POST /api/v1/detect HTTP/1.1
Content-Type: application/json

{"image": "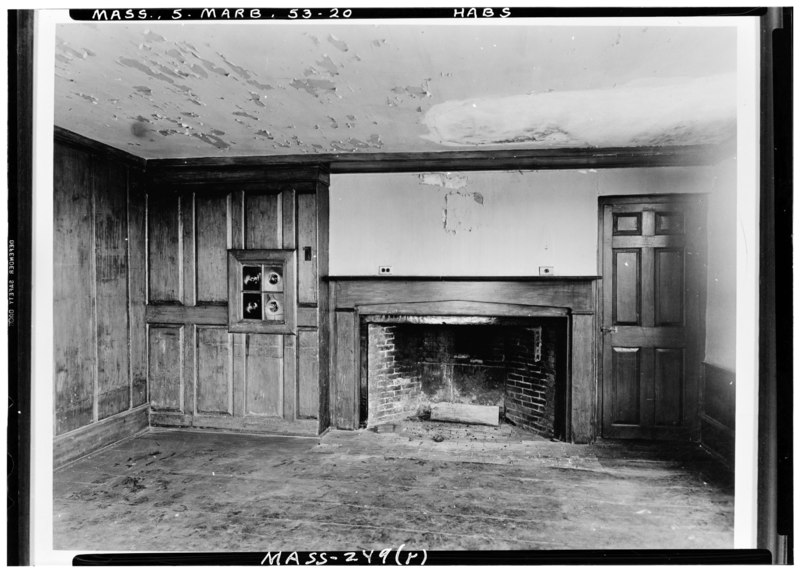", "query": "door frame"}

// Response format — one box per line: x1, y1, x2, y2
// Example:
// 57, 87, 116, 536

596, 193, 708, 440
